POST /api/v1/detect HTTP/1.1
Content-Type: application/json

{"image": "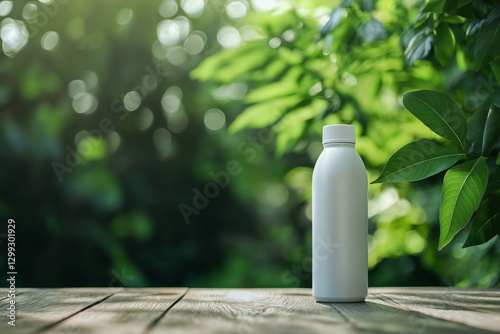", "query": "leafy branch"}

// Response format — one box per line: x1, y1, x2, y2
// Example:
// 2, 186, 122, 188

374, 0, 500, 249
